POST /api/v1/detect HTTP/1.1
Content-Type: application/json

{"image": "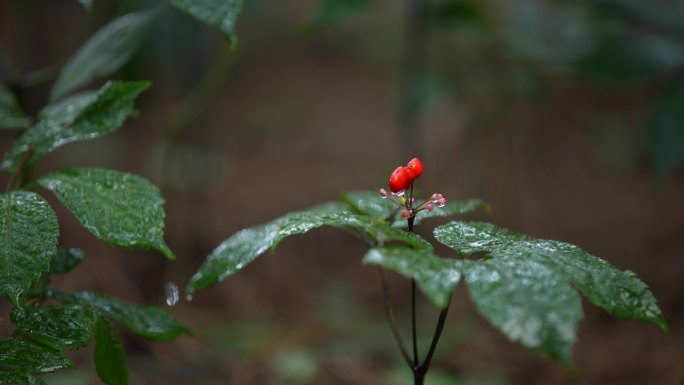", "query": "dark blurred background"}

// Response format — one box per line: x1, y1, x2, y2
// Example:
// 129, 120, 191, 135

1, 0, 683, 384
